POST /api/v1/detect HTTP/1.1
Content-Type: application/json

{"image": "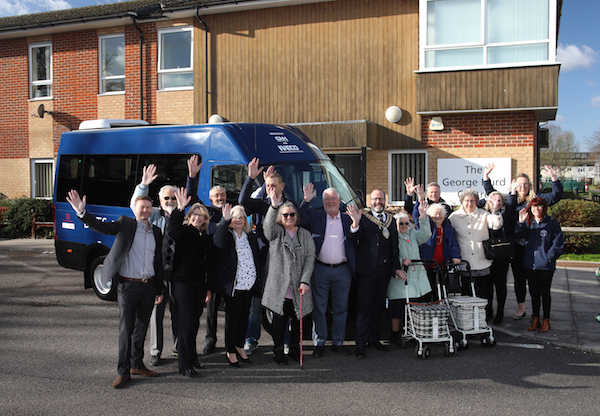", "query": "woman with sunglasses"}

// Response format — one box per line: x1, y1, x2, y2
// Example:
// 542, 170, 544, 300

213, 203, 261, 367
261, 191, 315, 365
170, 188, 212, 377
387, 203, 432, 346
516, 197, 564, 333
